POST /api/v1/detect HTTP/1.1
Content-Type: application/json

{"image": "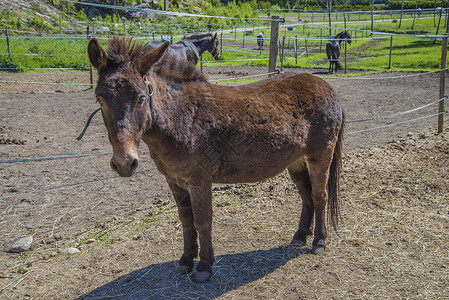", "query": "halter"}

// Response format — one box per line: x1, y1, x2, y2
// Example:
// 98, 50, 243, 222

211, 49, 220, 60
143, 75, 154, 101
76, 76, 155, 141
210, 38, 220, 60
